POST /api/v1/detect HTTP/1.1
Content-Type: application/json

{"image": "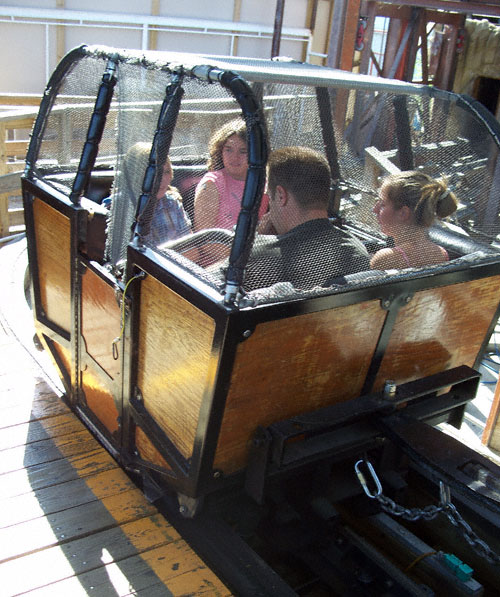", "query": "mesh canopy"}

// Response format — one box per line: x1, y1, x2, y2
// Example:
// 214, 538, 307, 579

28, 46, 500, 306
105, 62, 174, 264
33, 54, 118, 194
158, 79, 500, 301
